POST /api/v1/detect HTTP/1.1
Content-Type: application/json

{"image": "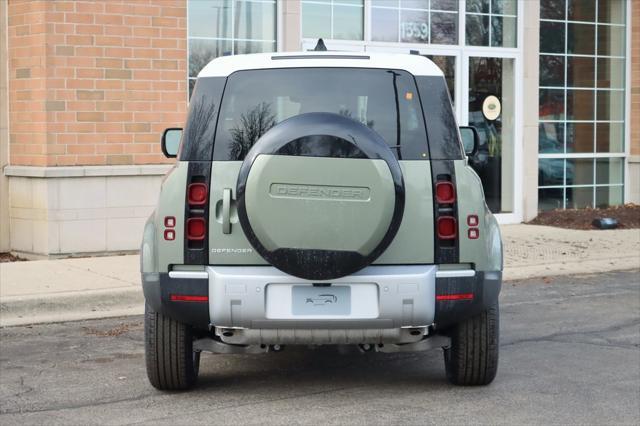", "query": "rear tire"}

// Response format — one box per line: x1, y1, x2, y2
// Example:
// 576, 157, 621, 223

443, 302, 499, 386
145, 304, 200, 390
